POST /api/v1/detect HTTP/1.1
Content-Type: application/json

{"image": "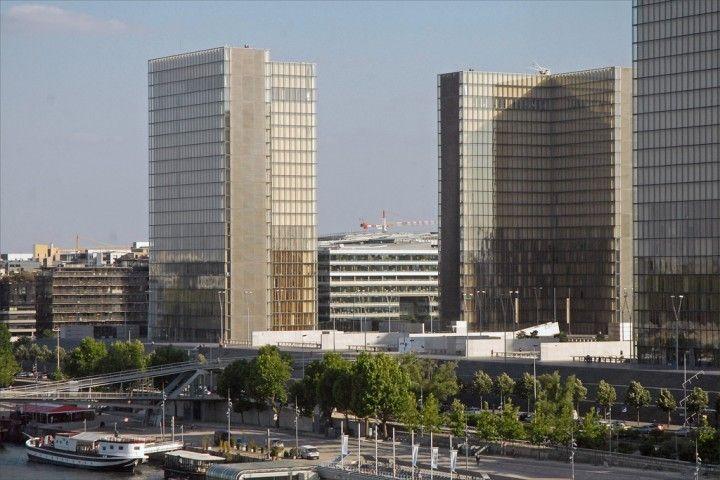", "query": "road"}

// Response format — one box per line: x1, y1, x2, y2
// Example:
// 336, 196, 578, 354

144, 422, 688, 480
